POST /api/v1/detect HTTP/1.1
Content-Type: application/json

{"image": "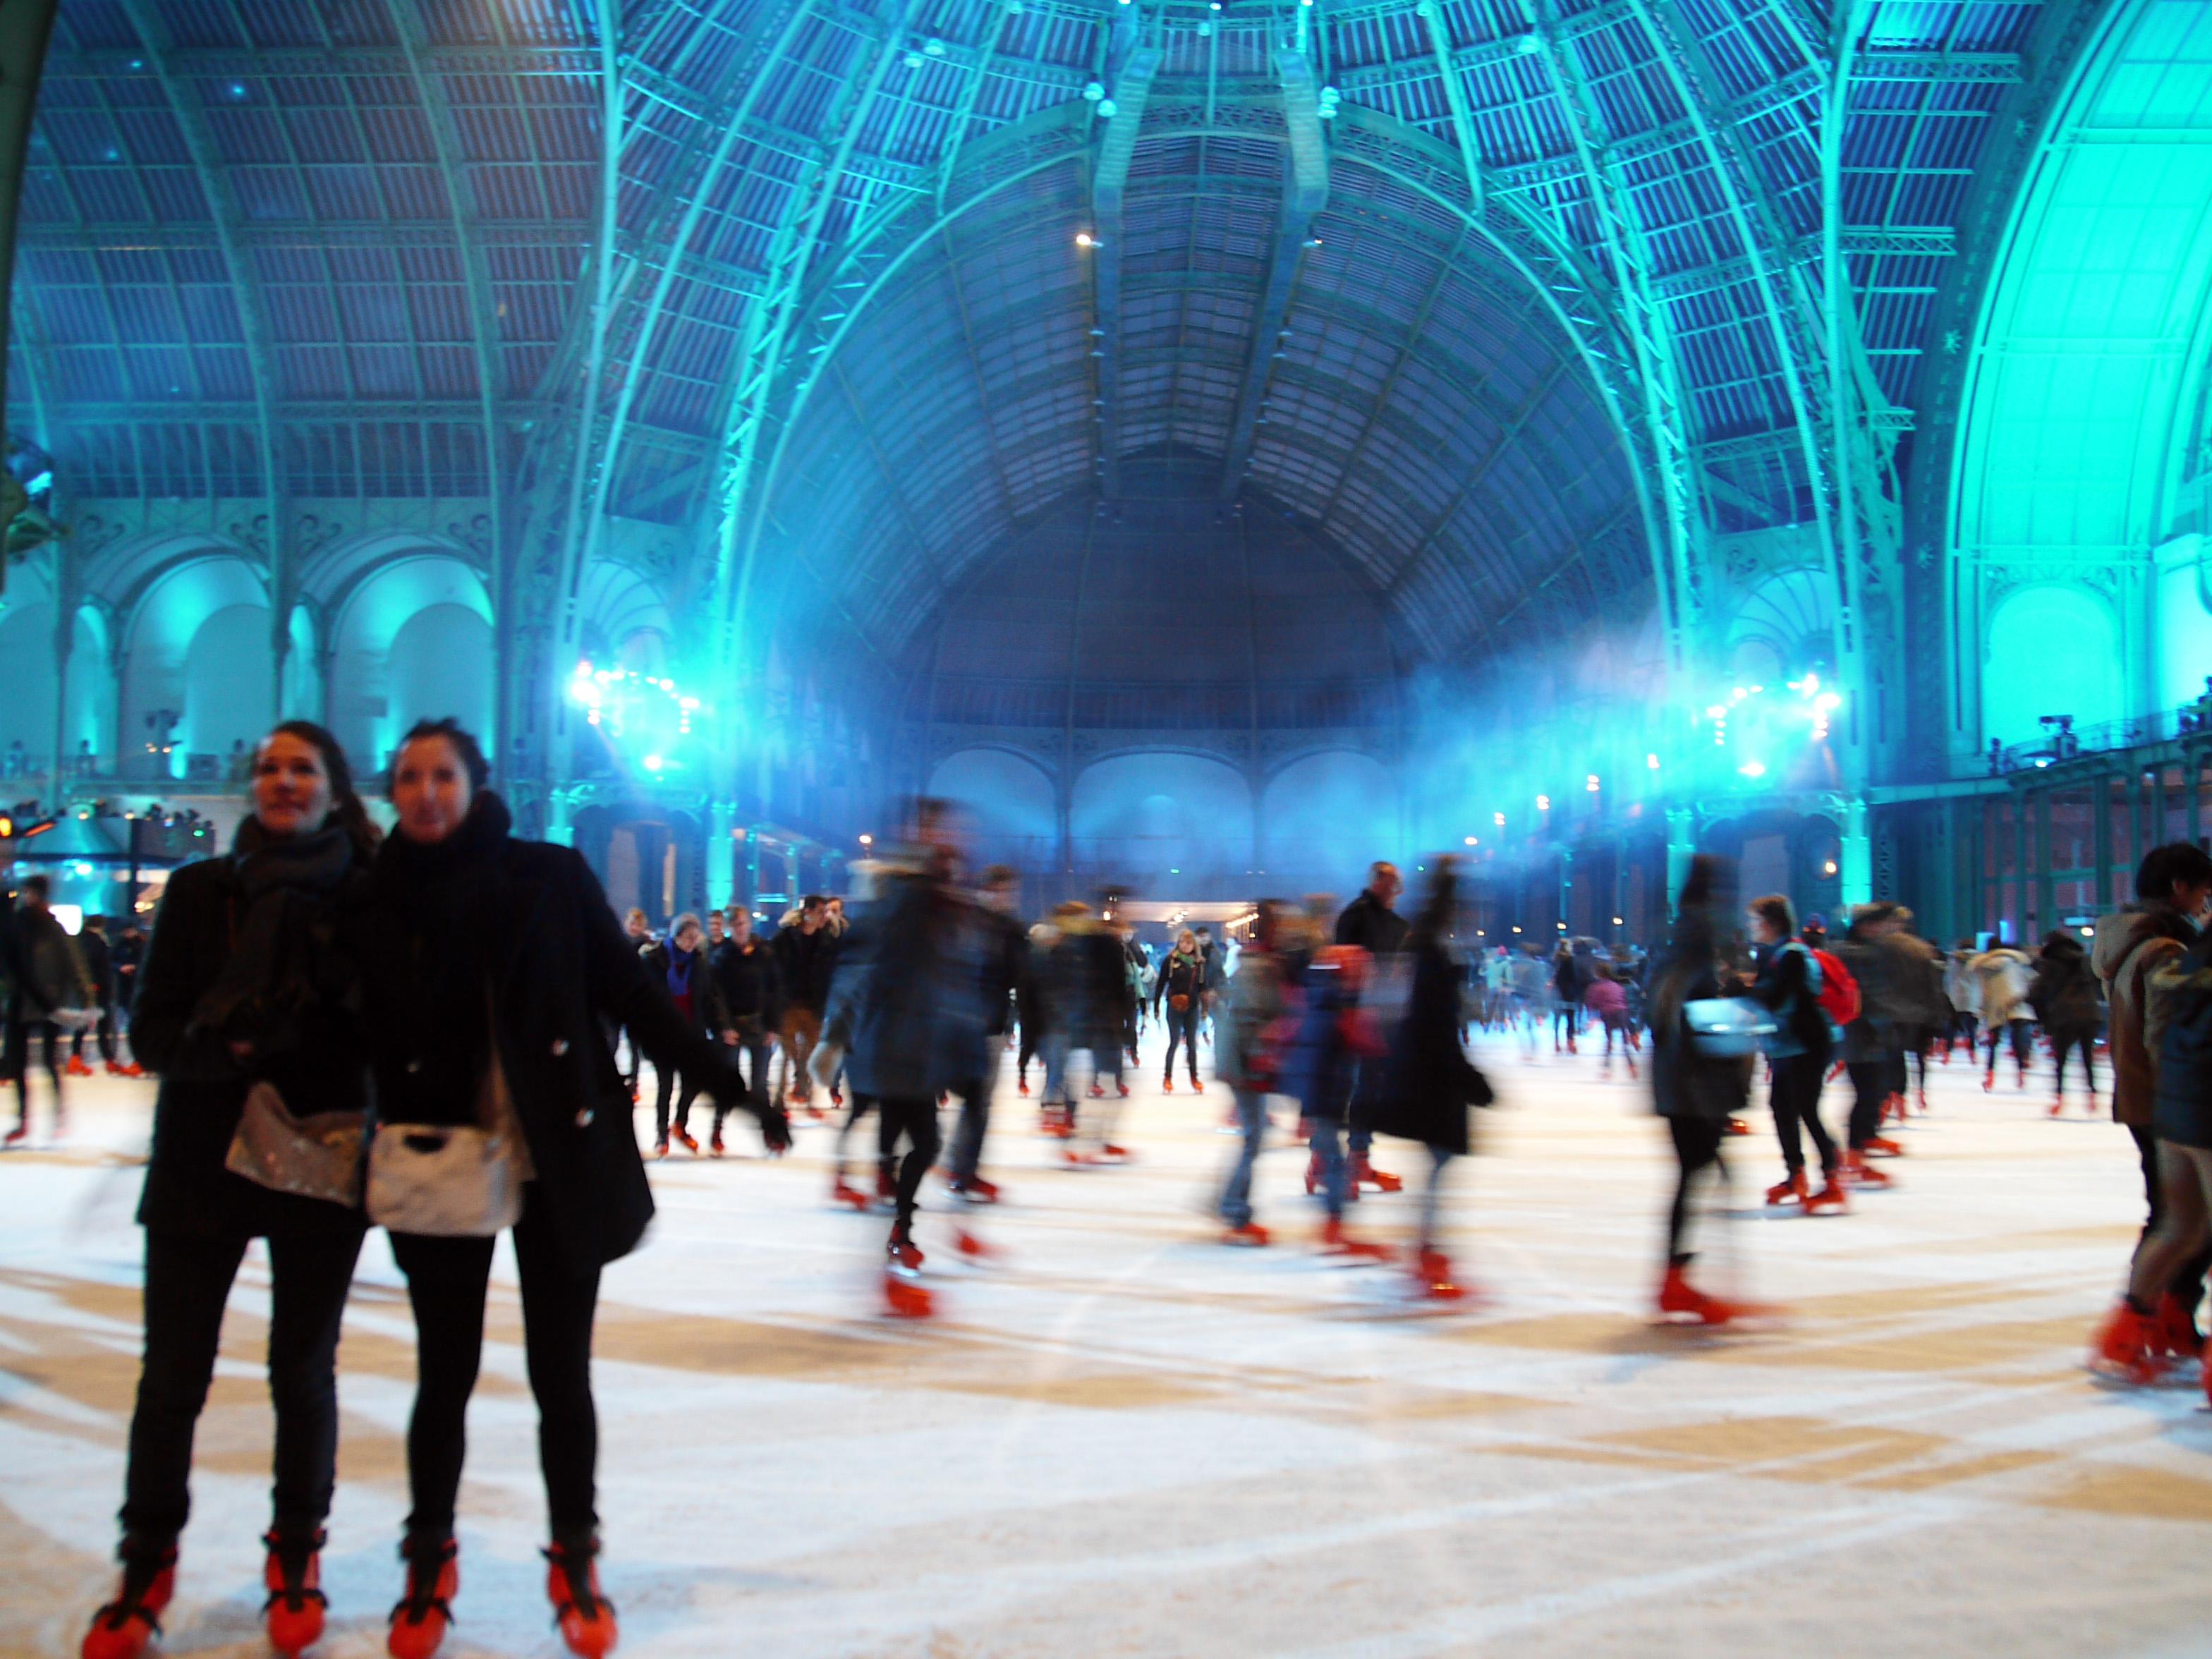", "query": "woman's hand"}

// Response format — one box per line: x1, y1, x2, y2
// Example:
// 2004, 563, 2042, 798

229, 1039, 255, 1061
